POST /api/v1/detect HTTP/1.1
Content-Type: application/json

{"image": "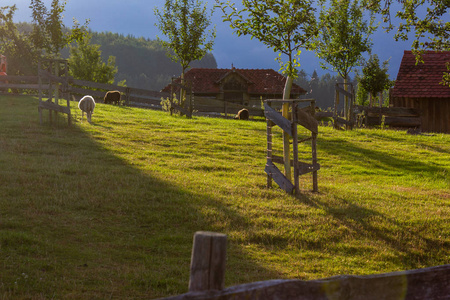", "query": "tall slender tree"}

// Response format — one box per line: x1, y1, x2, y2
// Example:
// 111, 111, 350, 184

218, 0, 319, 180
29, 0, 88, 58
154, 0, 216, 108
313, 0, 376, 120
358, 54, 392, 107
